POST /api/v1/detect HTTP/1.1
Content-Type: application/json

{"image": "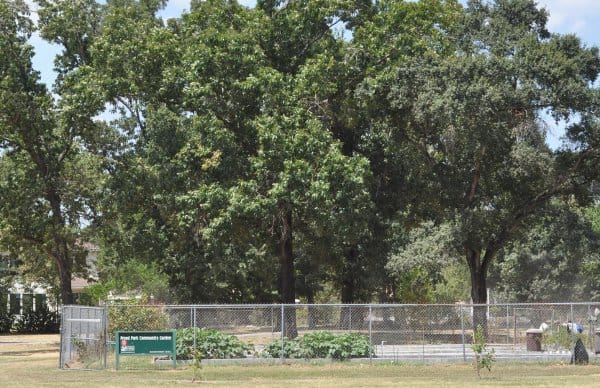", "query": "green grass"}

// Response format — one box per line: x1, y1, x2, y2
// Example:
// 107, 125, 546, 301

3, 335, 600, 387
